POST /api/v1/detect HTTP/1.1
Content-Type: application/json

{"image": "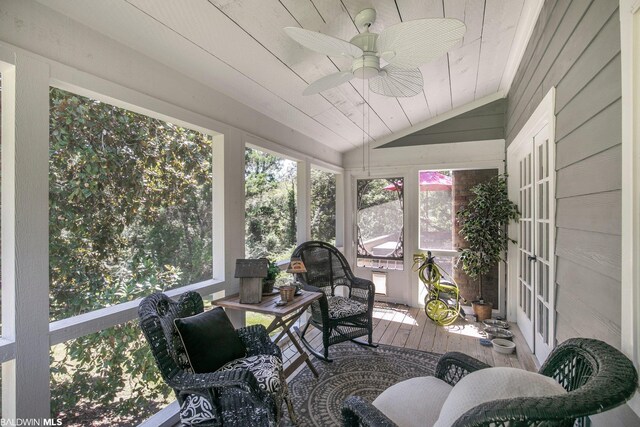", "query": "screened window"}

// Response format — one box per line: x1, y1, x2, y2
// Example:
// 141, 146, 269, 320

310, 168, 336, 244
244, 147, 297, 261
51, 319, 172, 424
49, 87, 213, 321
356, 177, 403, 270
